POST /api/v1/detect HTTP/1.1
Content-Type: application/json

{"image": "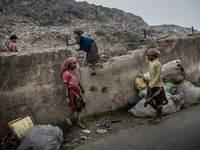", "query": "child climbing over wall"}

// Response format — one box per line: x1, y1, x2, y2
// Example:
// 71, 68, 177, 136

144, 48, 168, 123
61, 57, 86, 129
66, 29, 101, 75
